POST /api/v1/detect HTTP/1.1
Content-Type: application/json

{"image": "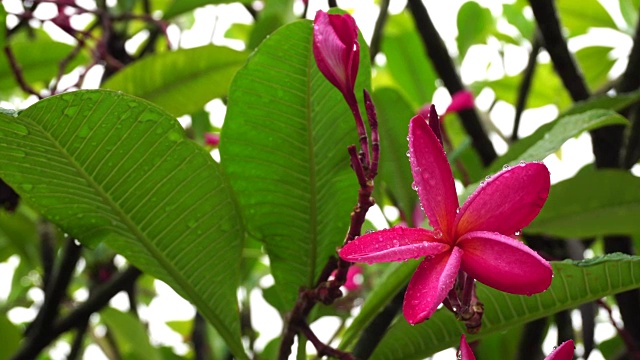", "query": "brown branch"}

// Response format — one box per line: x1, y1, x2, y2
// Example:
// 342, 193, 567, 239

3, 44, 41, 98
528, 0, 589, 102
406, 0, 497, 166
11, 266, 142, 360
512, 33, 542, 142
369, 0, 390, 63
